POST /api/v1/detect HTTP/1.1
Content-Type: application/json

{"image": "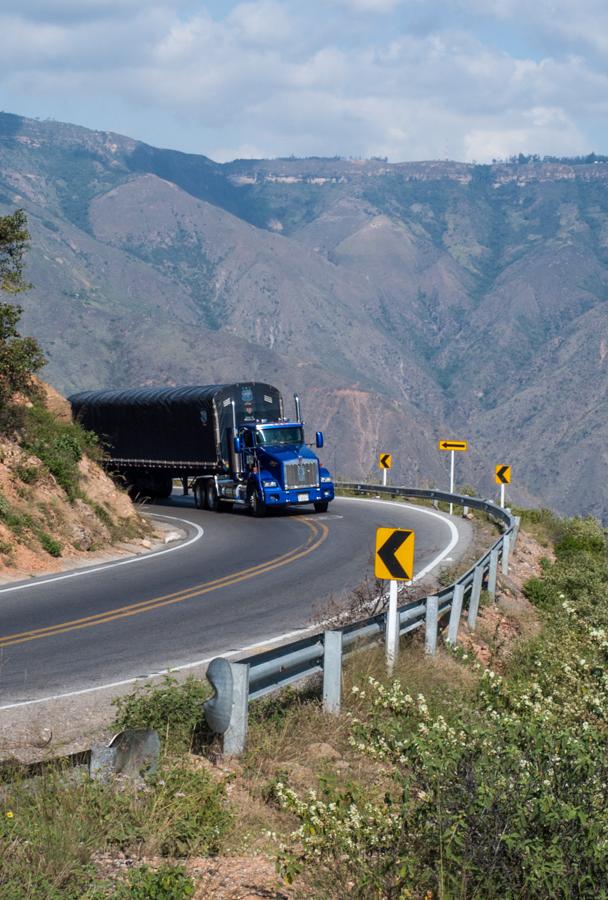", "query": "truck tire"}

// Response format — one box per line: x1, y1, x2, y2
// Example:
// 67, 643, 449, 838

314, 500, 329, 513
153, 476, 173, 499
206, 483, 225, 512
126, 474, 172, 501
249, 488, 266, 518
194, 482, 206, 510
